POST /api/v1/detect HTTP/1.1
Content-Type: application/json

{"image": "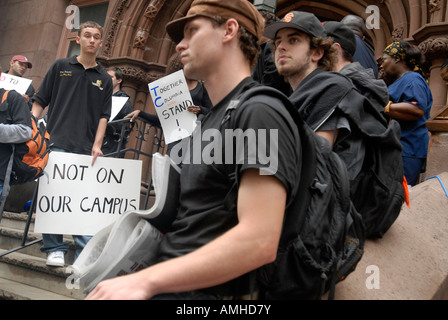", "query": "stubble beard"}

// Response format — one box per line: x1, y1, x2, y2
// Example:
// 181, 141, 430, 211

278, 59, 311, 87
